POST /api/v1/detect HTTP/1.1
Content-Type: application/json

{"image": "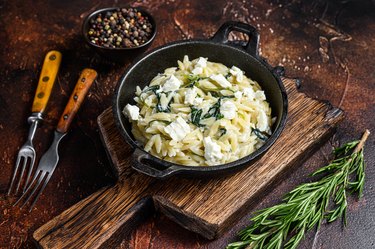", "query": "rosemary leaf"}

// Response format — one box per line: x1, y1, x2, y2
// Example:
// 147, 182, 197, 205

227, 130, 370, 249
